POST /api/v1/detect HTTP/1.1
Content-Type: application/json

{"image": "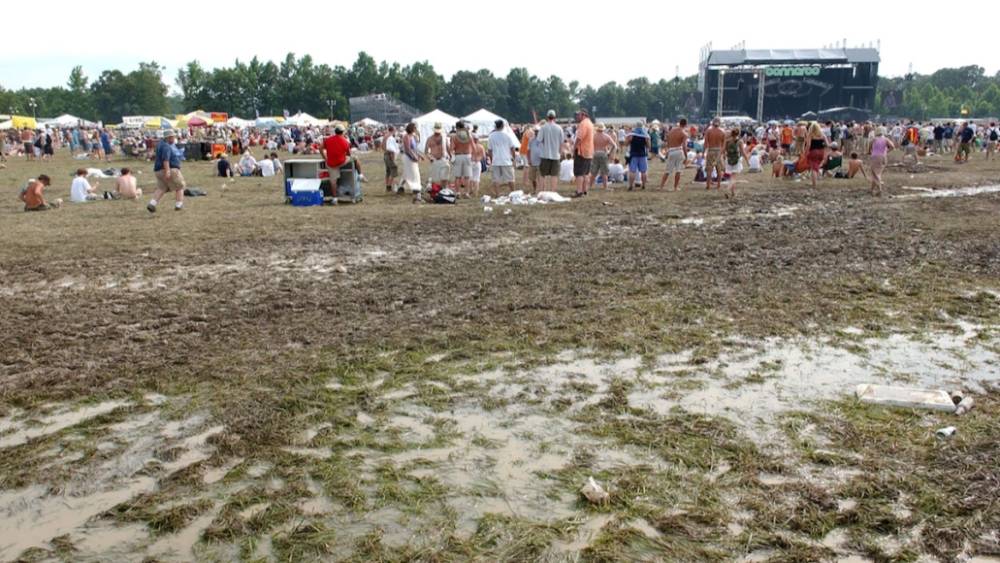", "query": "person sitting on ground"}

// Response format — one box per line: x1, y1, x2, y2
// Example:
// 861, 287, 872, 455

270, 152, 283, 174
847, 153, 867, 179
114, 168, 142, 200
70, 168, 100, 202
772, 152, 785, 178
238, 151, 258, 176
217, 153, 234, 178
559, 153, 575, 183
747, 148, 763, 173
823, 143, 843, 177
608, 158, 626, 183
259, 154, 275, 177
20, 175, 60, 211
